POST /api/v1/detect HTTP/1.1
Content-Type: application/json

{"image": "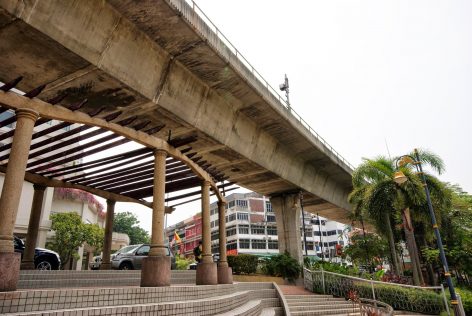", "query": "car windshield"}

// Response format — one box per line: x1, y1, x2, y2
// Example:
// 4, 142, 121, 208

117, 245, 139, 254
